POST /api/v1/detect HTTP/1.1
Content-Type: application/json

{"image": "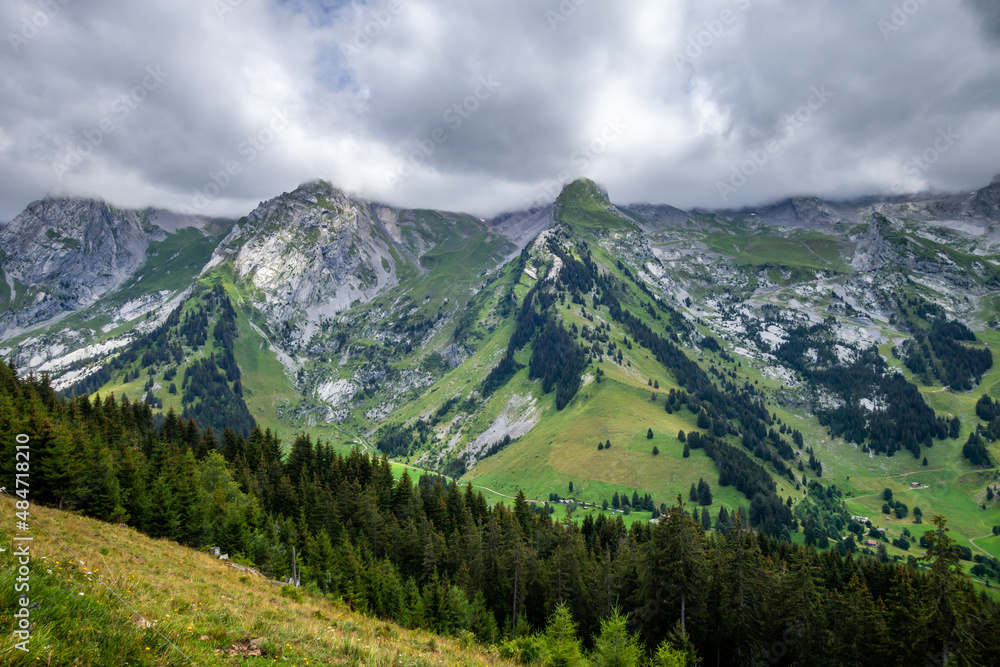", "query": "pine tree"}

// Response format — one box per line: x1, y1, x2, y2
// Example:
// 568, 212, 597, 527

641, 496, 706, 642
650, 639, 688, 667
117, 445, 148, 528
146, 474, 179, 539
697, 479, 713, 506
647, 428, 654, 439
921, 516, 980, 665
514, 490, 534, 538
590, 606, 642, 667
542, 604, 584, 667
174, 449, 205, 546
35, 420, 79, 510
716, 506, 731, 534
80, 444, 126, 523
682, 443, 690, 458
